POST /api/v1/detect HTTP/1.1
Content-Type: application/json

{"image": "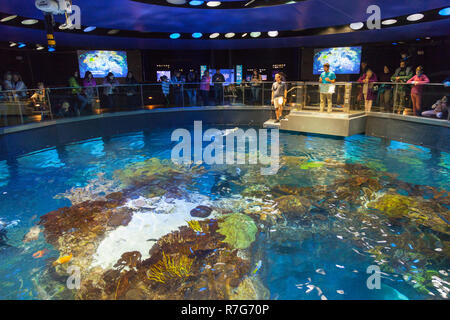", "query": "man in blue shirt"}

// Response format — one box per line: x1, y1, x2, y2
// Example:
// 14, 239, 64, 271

318, 63, 336, 113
